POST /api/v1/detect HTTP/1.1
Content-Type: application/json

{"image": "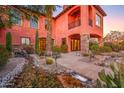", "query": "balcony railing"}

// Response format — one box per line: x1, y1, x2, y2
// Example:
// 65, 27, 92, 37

89, 19, 93, 27
68, 19, 81, 29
